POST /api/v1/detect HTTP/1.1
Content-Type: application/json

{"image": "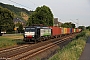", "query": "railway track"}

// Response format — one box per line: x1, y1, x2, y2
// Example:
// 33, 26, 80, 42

0, 33, 78, 60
